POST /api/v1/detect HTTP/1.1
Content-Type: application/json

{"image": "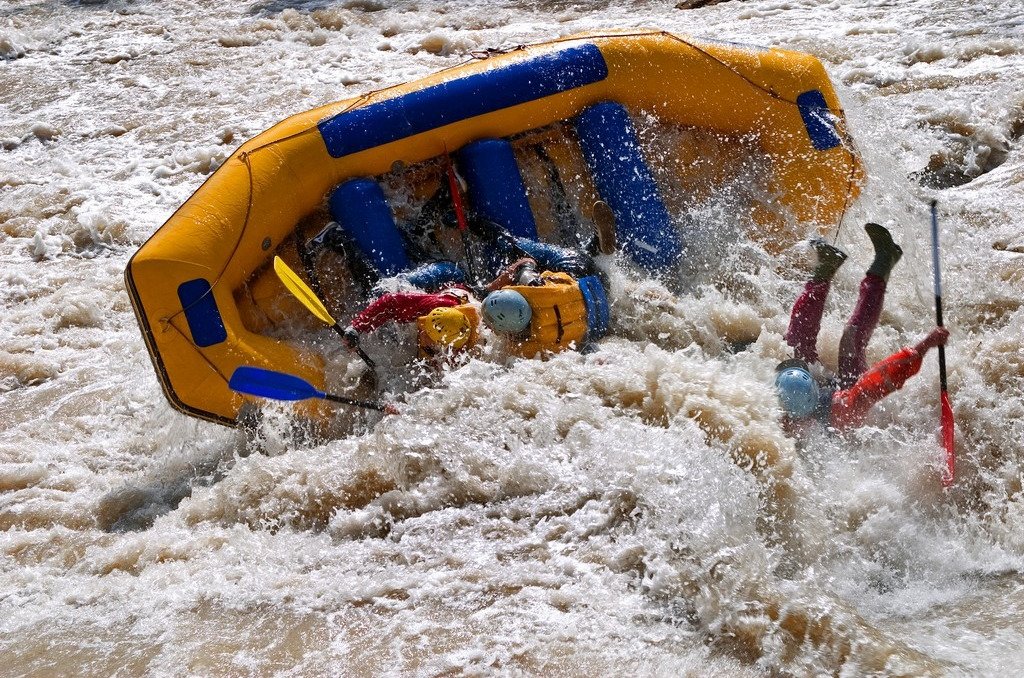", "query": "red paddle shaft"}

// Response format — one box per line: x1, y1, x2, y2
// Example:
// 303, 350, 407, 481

443, 150, 476, 281
445, 154, 469, 233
